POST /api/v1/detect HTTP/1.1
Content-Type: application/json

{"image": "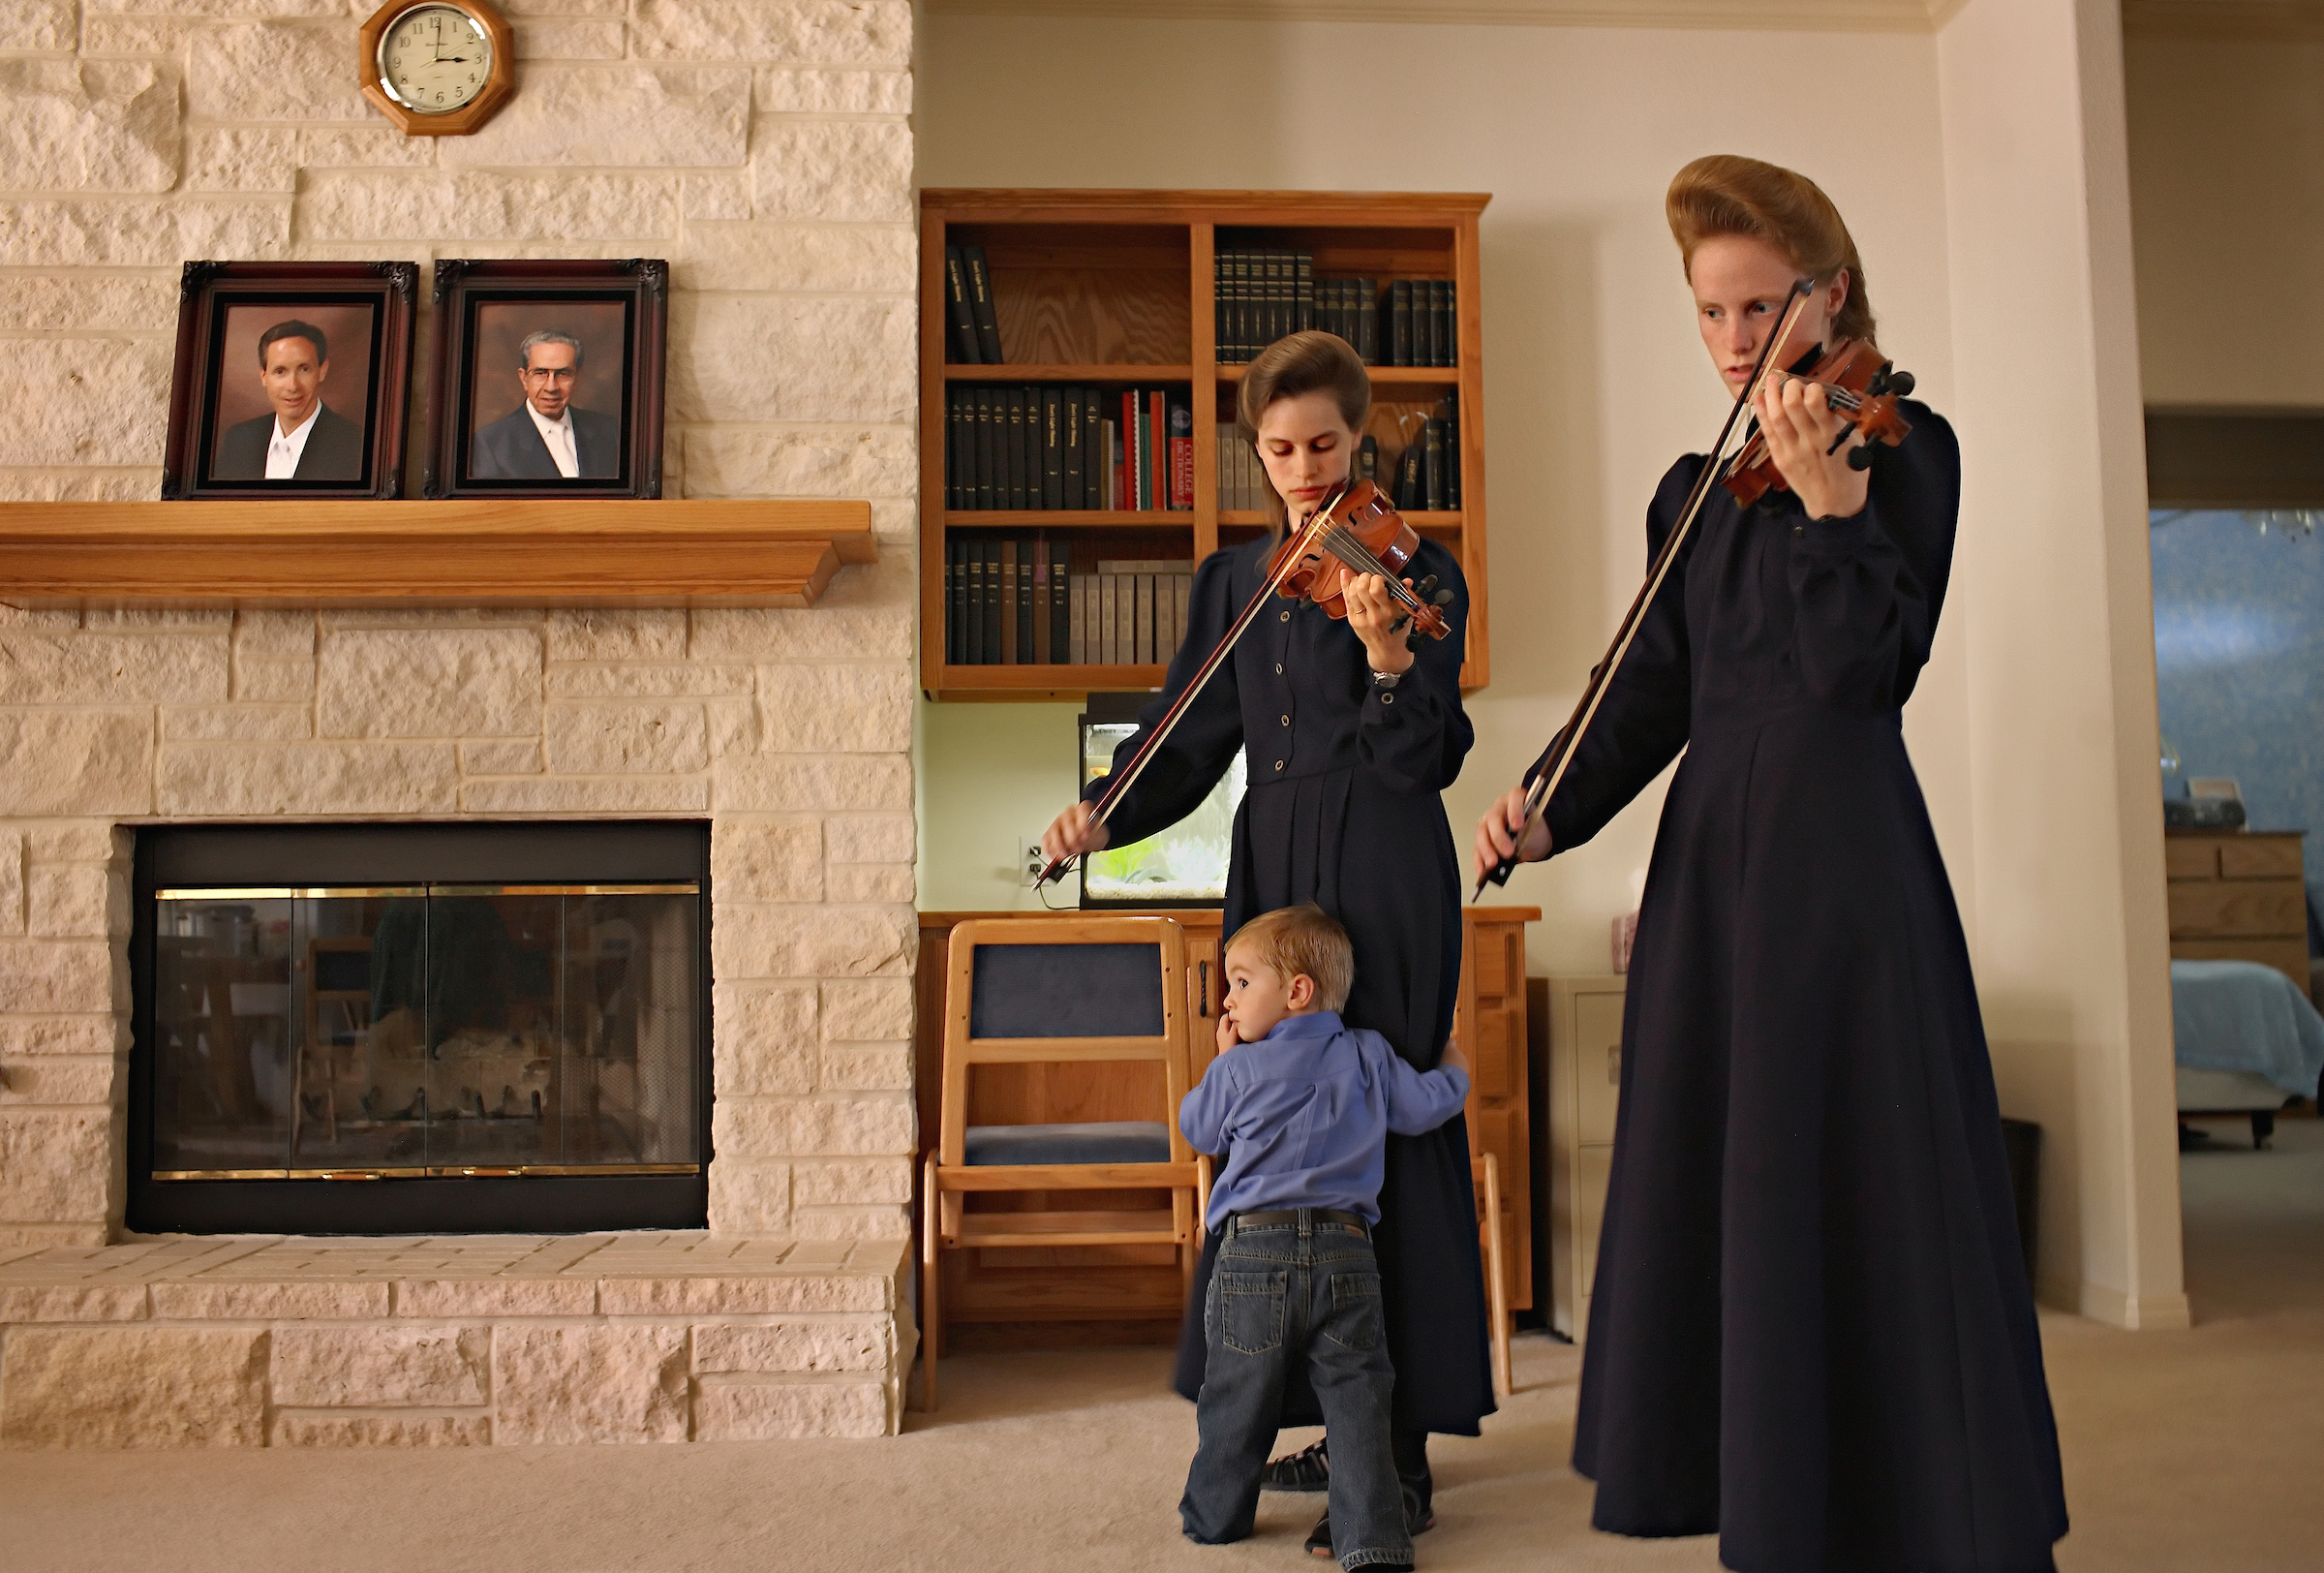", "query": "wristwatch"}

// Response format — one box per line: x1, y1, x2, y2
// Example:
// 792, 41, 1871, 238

1370, 669, 1402, 690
